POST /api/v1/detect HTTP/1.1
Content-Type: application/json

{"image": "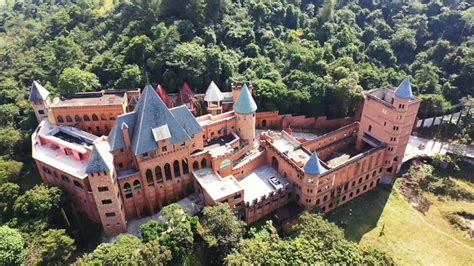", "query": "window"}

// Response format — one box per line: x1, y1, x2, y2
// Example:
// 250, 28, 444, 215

66, 116, 73, 123
105, 212, 116, 217
365, 174, 369, 180
102, 199, 112, 204
124, 183, 133, 198
75, 115, 82, 122
384, 121, 387, 126
182, 159, 189, 175
358, 178, 362, 184
83, 115, 90, 121
133, 180, 141, 191
234, 194, 241, 200
342, 196, 346, 201
155, 166, 163, 183
164, 163, 172, 180
350, 192, 353, 197
73, 181, 83, 189
57, 116, 64, 123
92, 114, 99, 121
323, 195, 328, 202
61, 175, 70, 183
316, 199, 320, 205
201, 158, 207, 168
98, 186, 109, 192
38, 110, 45, 115
193, 161, 199, 170
42, 166, 51, 174
162, 146, 167, 152
100, 114, 107, 121
173, 160, 181, 177
146, 169, 154, 186
368, 125, 372, 132
363, 185, 367, 191
118, 162, 123, 168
